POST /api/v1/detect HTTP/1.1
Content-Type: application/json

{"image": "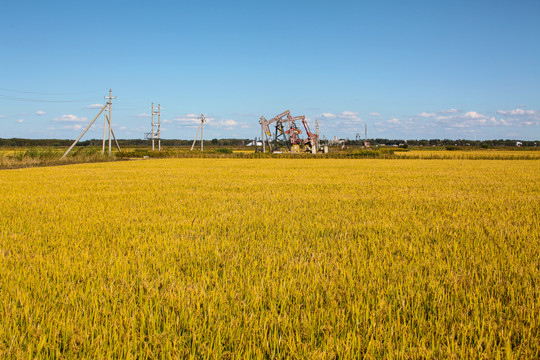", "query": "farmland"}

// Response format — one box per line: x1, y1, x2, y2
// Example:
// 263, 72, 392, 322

1, 145, 539, 170
0, 158, 539, 358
